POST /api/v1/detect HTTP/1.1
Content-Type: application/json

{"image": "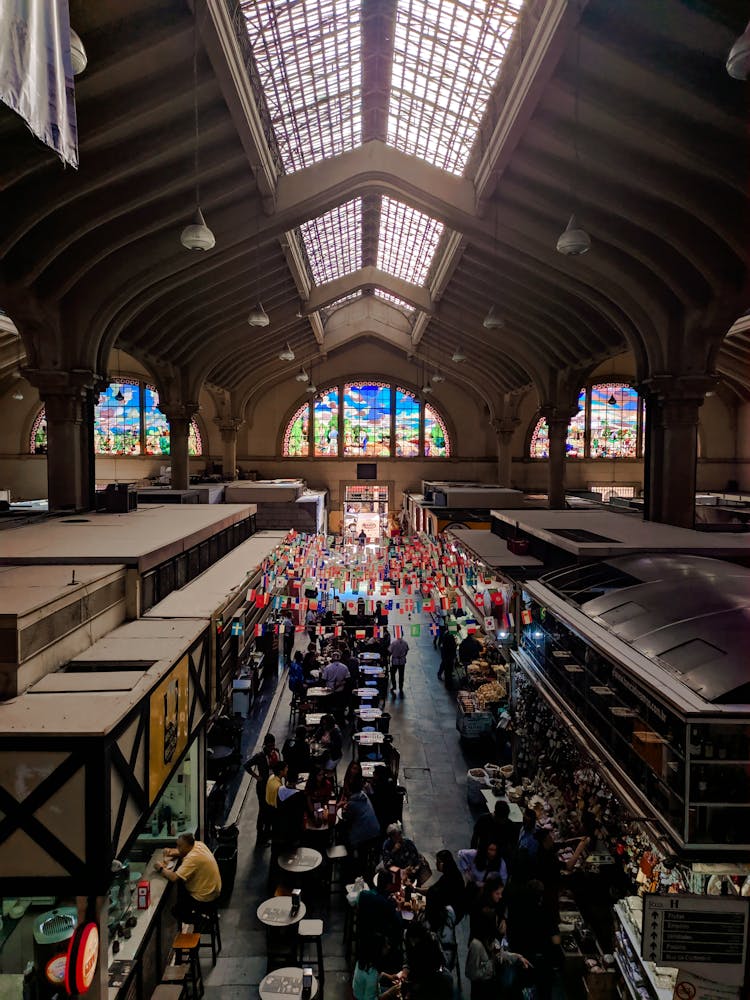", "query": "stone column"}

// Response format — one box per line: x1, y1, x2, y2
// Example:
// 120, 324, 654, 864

491, 418, 519, 485
216, 418, 243, 481
642, 376, 713, 528
161, 403, 199, 491
25, 369, 99, 511
546, 416, 569, 510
